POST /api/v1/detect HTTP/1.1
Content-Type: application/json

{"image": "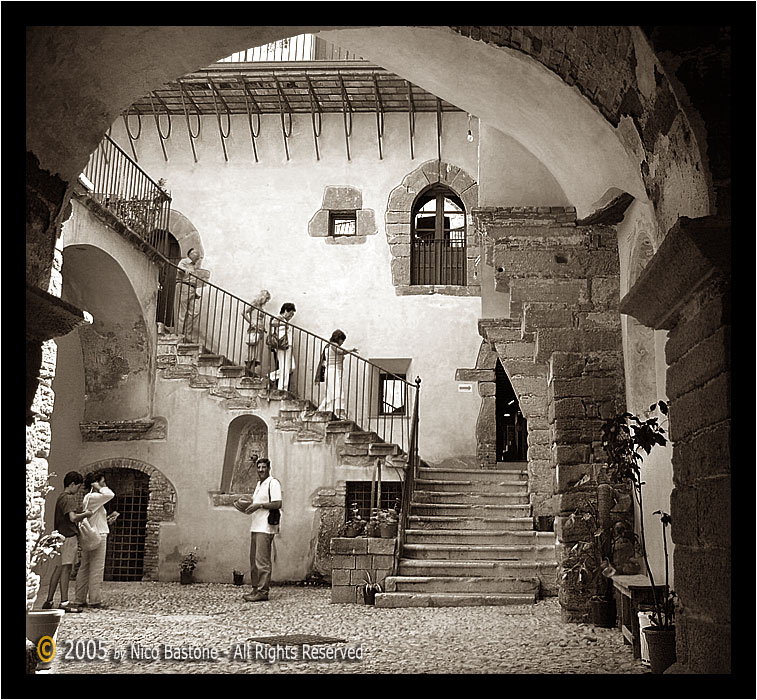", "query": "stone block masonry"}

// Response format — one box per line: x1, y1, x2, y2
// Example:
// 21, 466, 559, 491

329, 537, 396, 604
472, 206, 625, 622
